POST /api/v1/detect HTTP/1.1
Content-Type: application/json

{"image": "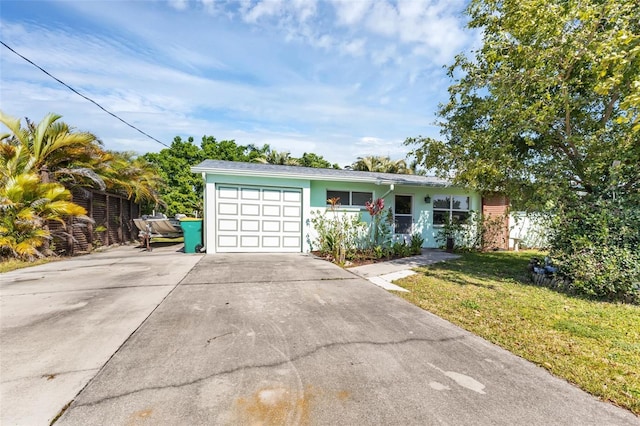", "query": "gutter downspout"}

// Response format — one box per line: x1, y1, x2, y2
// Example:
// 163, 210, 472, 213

379, 183, 395, 200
